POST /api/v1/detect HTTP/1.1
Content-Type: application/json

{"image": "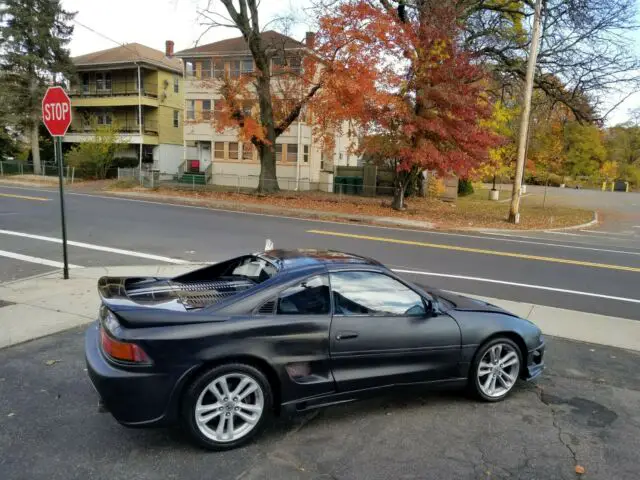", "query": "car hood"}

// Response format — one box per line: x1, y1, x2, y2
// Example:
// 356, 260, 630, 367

428, 288, 517, 317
